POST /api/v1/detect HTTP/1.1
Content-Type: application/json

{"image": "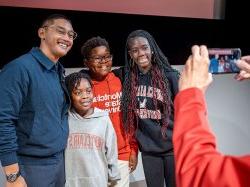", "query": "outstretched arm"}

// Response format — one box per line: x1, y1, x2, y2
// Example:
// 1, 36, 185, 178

173, 45, 250, 187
